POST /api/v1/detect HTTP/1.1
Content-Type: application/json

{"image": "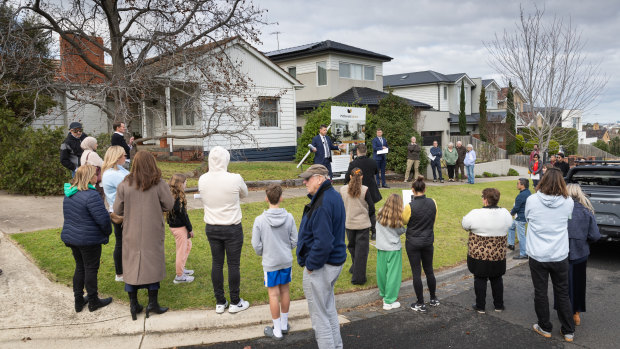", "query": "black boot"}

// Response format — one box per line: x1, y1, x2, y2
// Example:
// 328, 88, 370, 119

74, 296, 89, 313
128, 291, 144, 321
88, 295, 113, 312
145, 289, 168, 318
